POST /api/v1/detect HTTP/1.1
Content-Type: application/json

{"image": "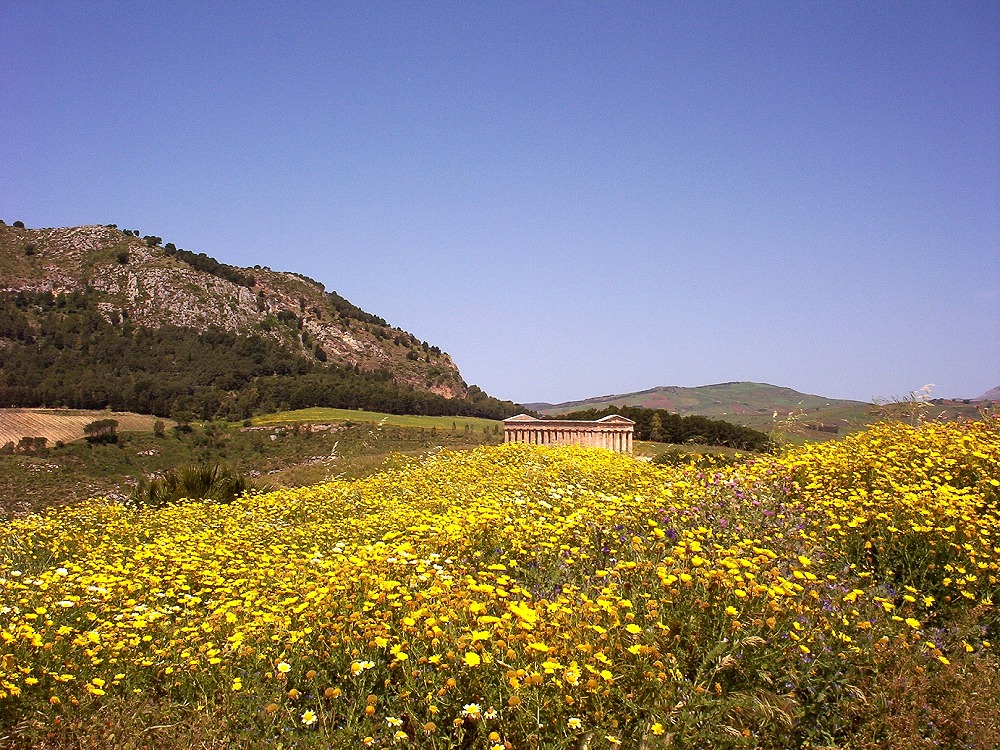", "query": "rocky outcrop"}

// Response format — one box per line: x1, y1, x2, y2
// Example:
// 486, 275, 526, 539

0, 223, 466, 399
